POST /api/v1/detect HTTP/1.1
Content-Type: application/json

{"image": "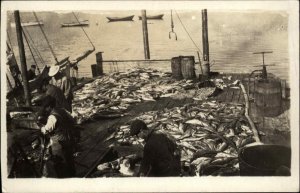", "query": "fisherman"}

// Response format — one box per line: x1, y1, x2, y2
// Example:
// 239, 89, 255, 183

27, 65, 37, 81
6, 51, 22, 88
48, 66, 73, 112
34, 77, 72, 112
129, 119, 181, 177
37, 95, 76, 177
